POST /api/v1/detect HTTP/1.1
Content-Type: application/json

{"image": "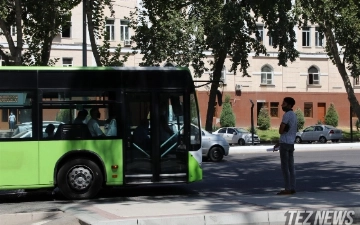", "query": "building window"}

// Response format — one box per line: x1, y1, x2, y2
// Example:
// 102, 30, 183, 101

62, 58, 73, 67
257, 25, 264, 43
120, 20, 130, 41
220, 65, 227, 85
261, 65, 273, 84
270, 102, 279, 117
105, 19, 115, 41
10, 26, 16, 36
354, 77, 360, 86
302, 27, 311, 47
268, 35, 273, 46
315, 27, 323, 47
304, 103, 313, 117
62, 21, 71, 38
308, 66, 319, 85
